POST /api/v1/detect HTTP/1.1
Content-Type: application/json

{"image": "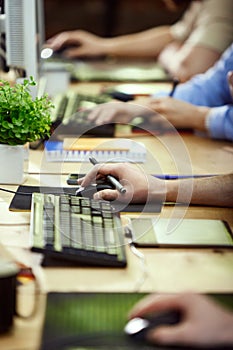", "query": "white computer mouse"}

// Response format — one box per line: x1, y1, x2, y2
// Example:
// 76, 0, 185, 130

124, 310, 181, 341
